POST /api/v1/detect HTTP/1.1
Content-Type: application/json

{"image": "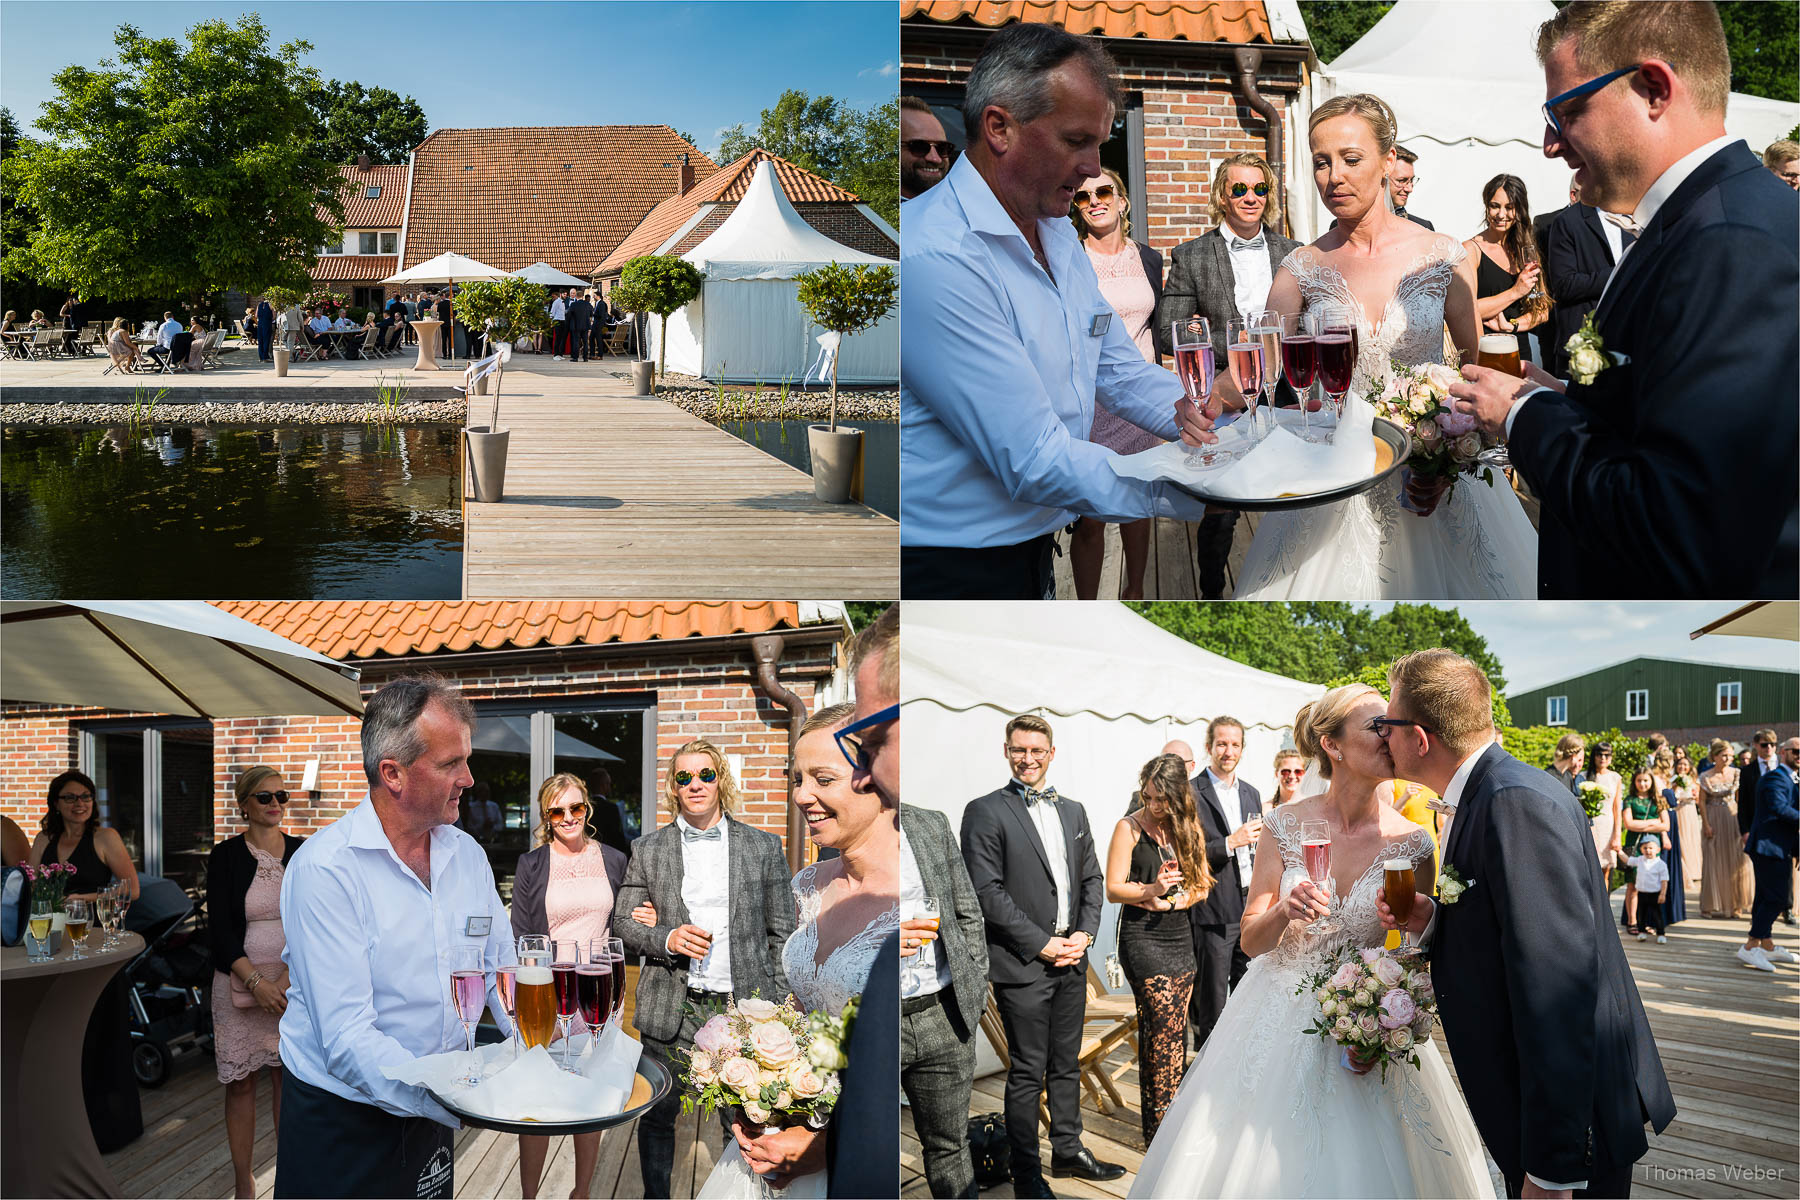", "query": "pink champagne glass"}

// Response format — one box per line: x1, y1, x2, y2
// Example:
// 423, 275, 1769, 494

1299, 820, 1341, 933
1173, 317, 1230, 470
1228, 316, 1266, 445
1279, 311, 1320, 442
1313, 303, 1357, 439
551, 939, 582, 1072
450, 945, 487, 1085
